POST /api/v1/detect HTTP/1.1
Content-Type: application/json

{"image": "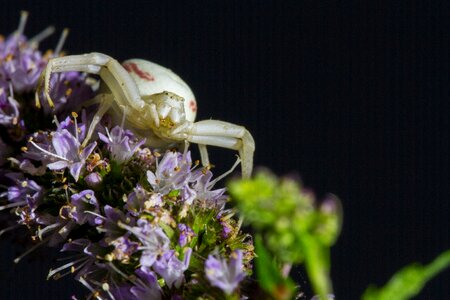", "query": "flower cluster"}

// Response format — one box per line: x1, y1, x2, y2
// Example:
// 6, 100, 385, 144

0, 13, 253, 300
